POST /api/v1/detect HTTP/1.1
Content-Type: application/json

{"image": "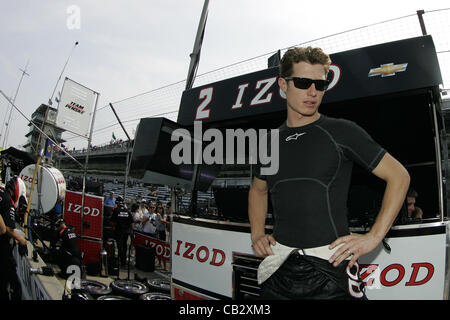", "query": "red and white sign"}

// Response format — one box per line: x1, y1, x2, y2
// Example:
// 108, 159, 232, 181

171, 221, 253, 298
172, 220, 448, 300
358, 232, 446, 299
63, 190, 103, 239
133, 231, 171, 261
